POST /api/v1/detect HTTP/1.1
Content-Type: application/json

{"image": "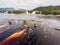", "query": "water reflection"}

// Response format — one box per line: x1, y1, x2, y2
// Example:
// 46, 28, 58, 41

0, 14, 60, 45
